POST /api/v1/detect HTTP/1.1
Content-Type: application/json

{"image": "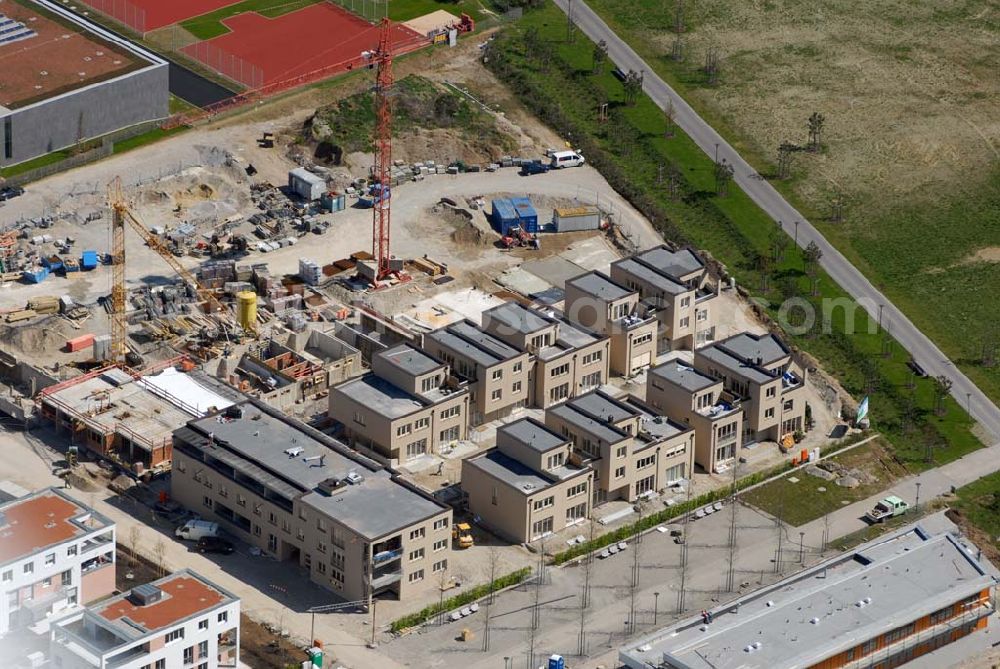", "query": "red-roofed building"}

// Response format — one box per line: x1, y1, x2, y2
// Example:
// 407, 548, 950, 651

51, 570, 240, 669
0, 488, 114, 636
